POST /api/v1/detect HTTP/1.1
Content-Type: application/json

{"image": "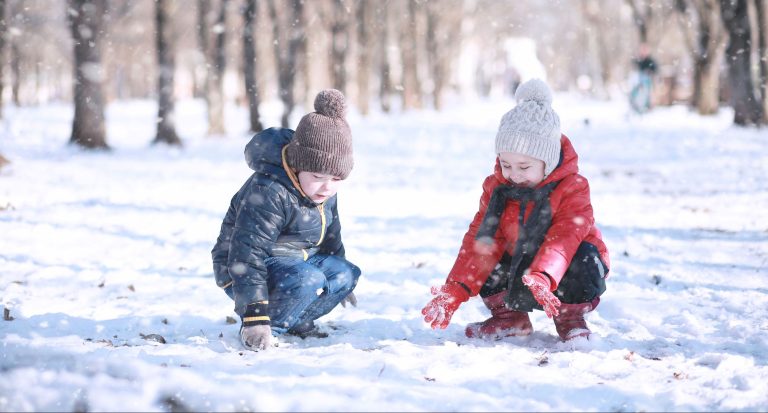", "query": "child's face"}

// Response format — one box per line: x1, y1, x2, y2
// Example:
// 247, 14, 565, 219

498, 152, 546, 188
297, 171, 343, 204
